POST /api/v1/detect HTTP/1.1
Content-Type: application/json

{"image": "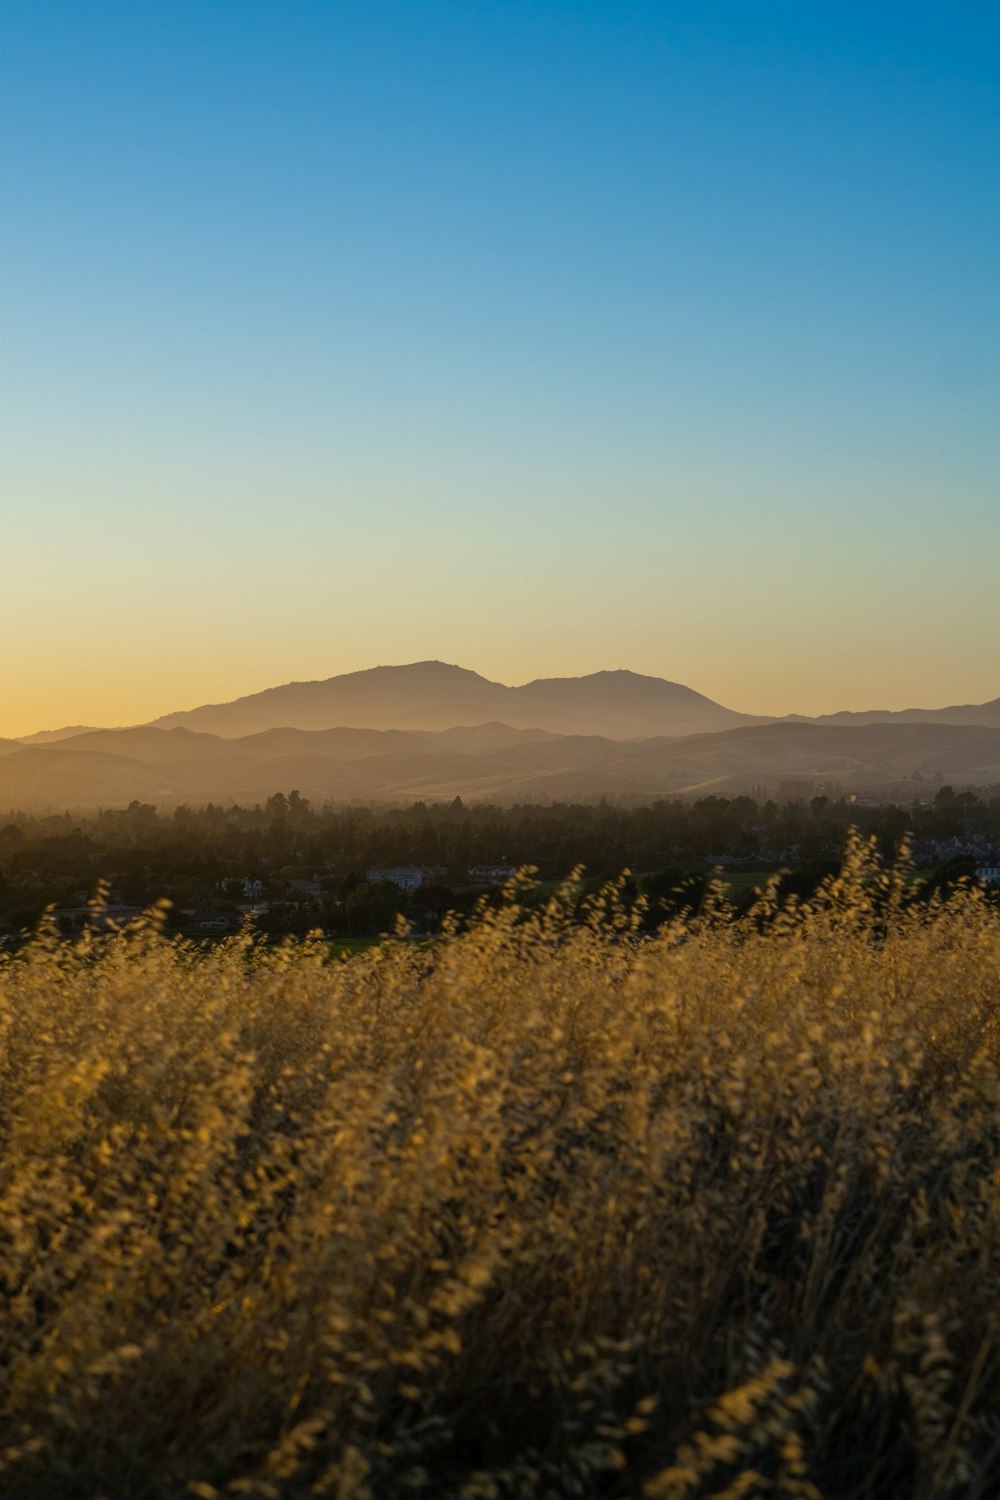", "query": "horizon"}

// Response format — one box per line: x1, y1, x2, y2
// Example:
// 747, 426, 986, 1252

6, 656, 1000, 741
3, 4, 999, 736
